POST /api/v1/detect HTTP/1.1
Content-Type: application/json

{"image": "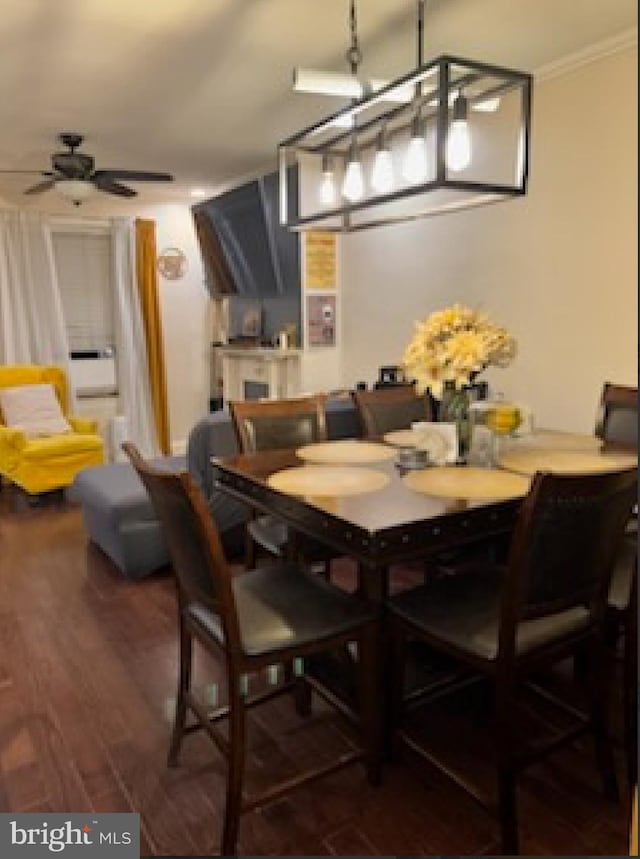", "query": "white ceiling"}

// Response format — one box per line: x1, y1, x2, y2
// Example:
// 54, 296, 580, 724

0, 0, 636, 212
